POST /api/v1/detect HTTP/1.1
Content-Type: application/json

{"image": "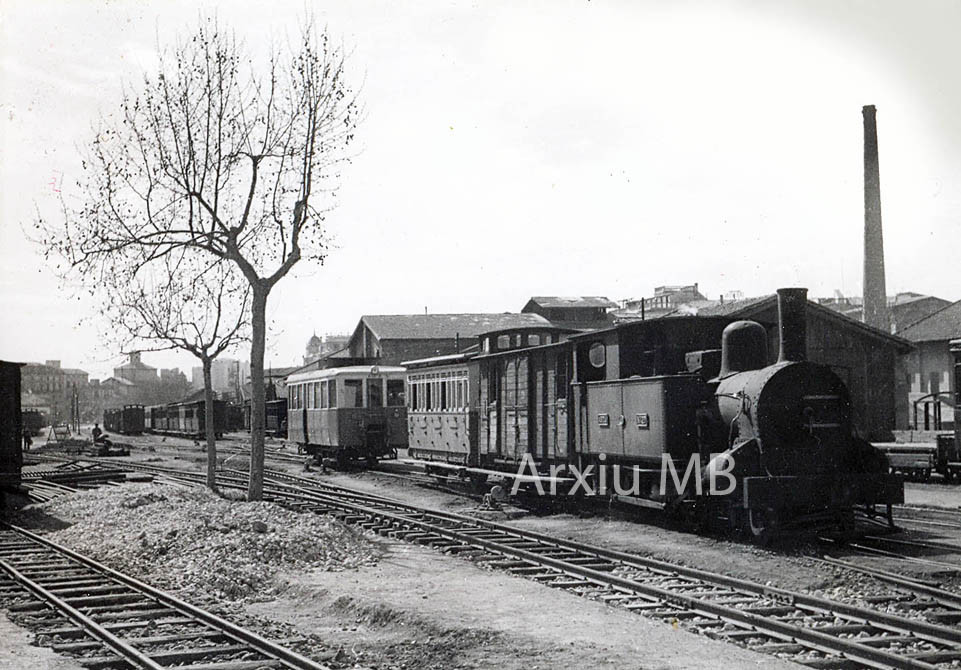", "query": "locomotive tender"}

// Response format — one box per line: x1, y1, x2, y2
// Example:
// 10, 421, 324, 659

406, 288, 903, 539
